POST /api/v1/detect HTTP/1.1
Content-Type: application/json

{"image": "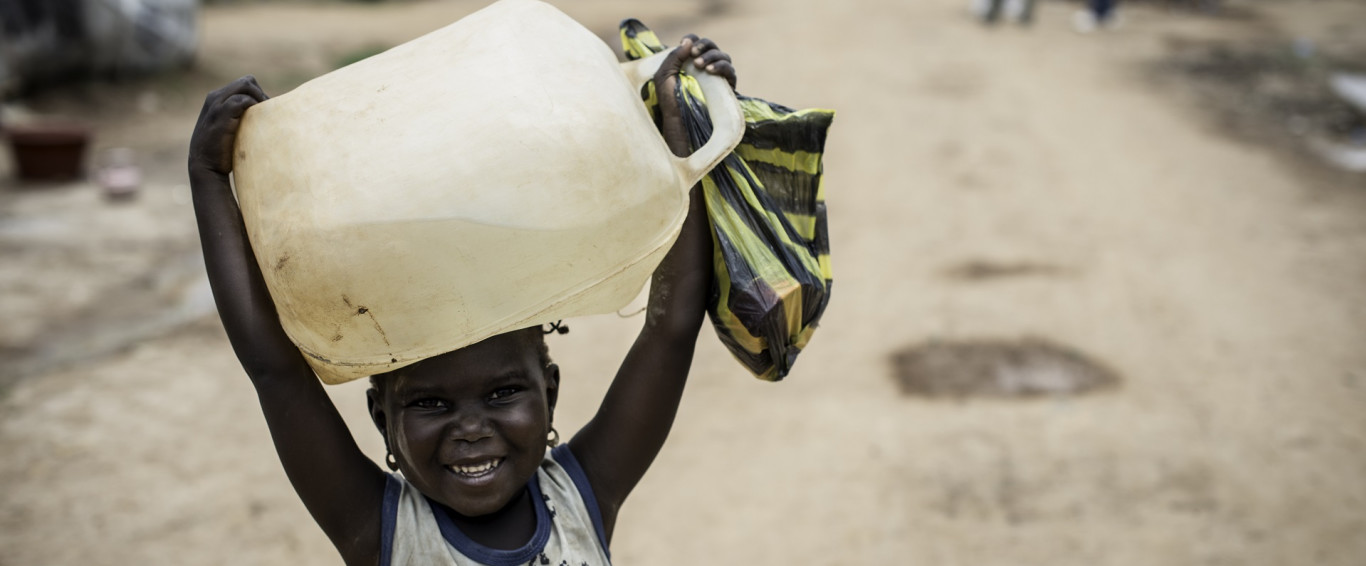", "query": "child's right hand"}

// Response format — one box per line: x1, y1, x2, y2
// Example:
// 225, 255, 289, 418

188, 76, 390, 565
187, 76, 308, 380
188, 75, 268, 179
